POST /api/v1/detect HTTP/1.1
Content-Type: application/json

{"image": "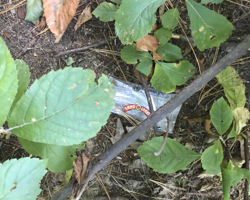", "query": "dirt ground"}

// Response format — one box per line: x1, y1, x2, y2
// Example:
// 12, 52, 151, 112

0, 0, 250, 199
